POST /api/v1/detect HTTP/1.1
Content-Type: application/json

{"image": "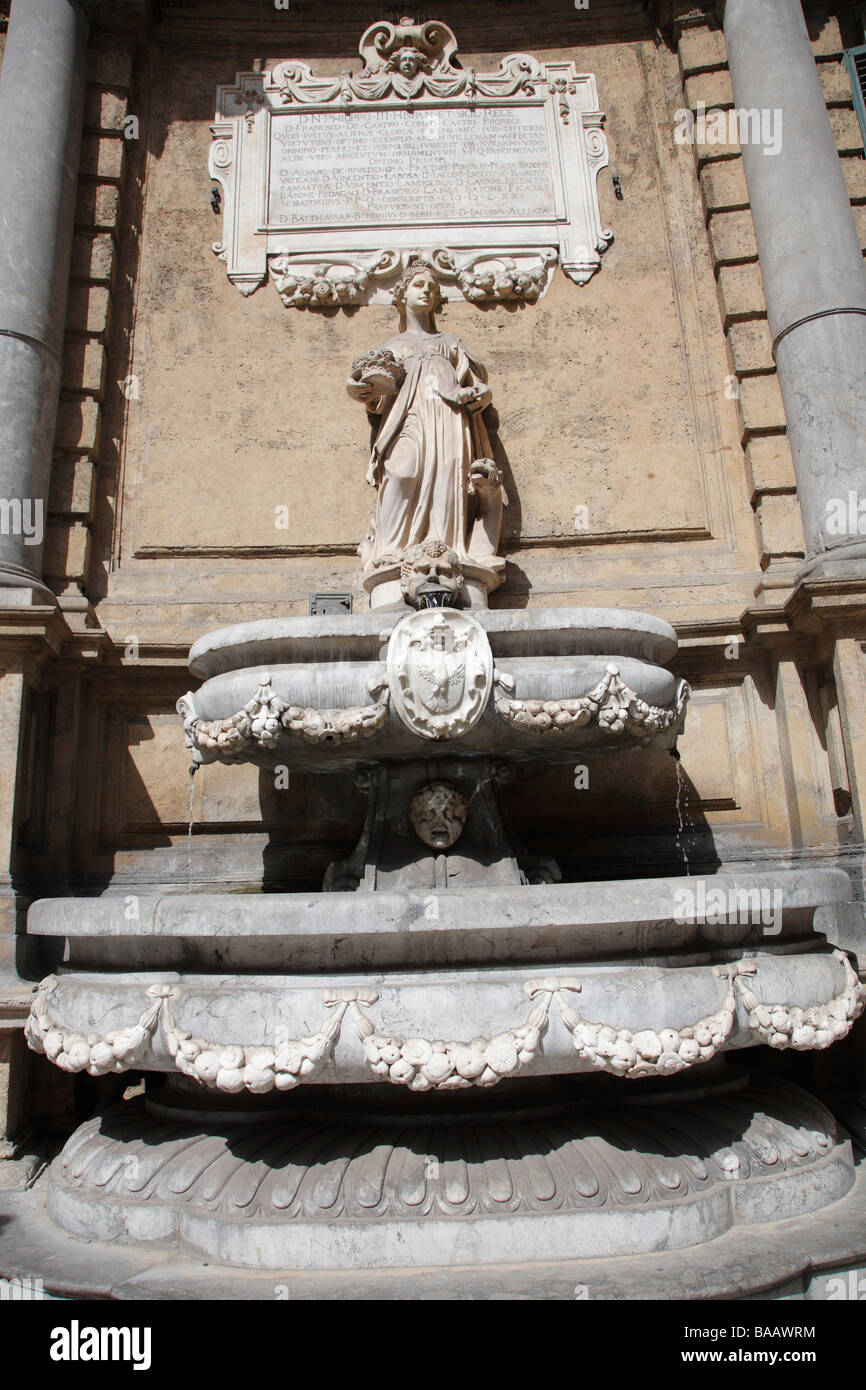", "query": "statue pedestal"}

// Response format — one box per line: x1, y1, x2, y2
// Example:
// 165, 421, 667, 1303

364, 555, 506, 611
